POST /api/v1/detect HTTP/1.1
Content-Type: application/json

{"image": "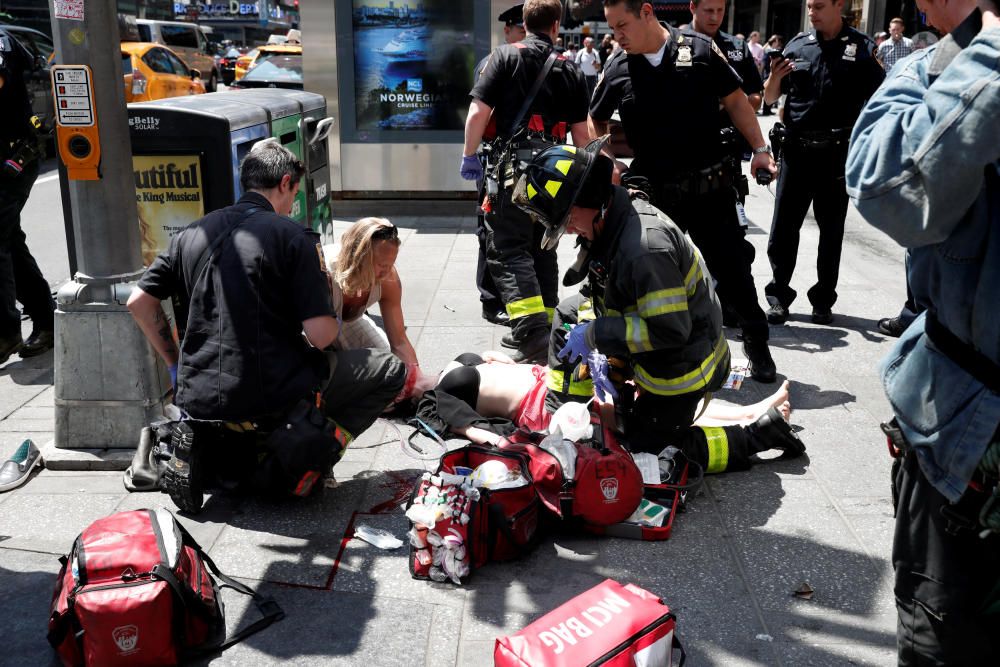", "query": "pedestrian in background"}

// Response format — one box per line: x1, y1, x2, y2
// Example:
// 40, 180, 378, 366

846, 0, 1000, 662
0, 26, 55, 365
748, 30, 765, 74
460, 0, 591, 363
876, 17, 915, 72
592, 0, 779, 383
761, 0, 883, 326
598, 33, 614, 63
576, 35, 602, 97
